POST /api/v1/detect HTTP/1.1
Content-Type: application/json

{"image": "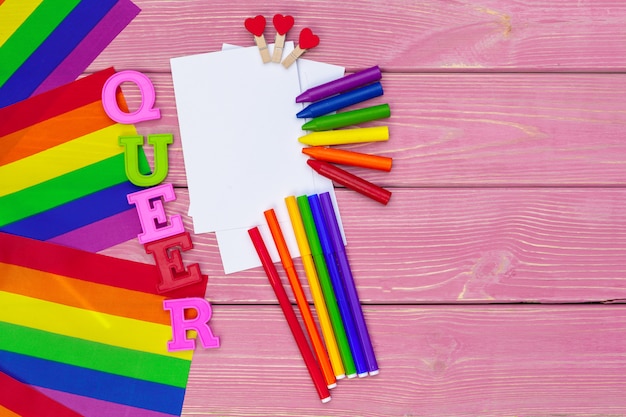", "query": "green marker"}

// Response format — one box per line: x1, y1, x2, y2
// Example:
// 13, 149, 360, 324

301, 103, 391, 131
297, 195, 357, 378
